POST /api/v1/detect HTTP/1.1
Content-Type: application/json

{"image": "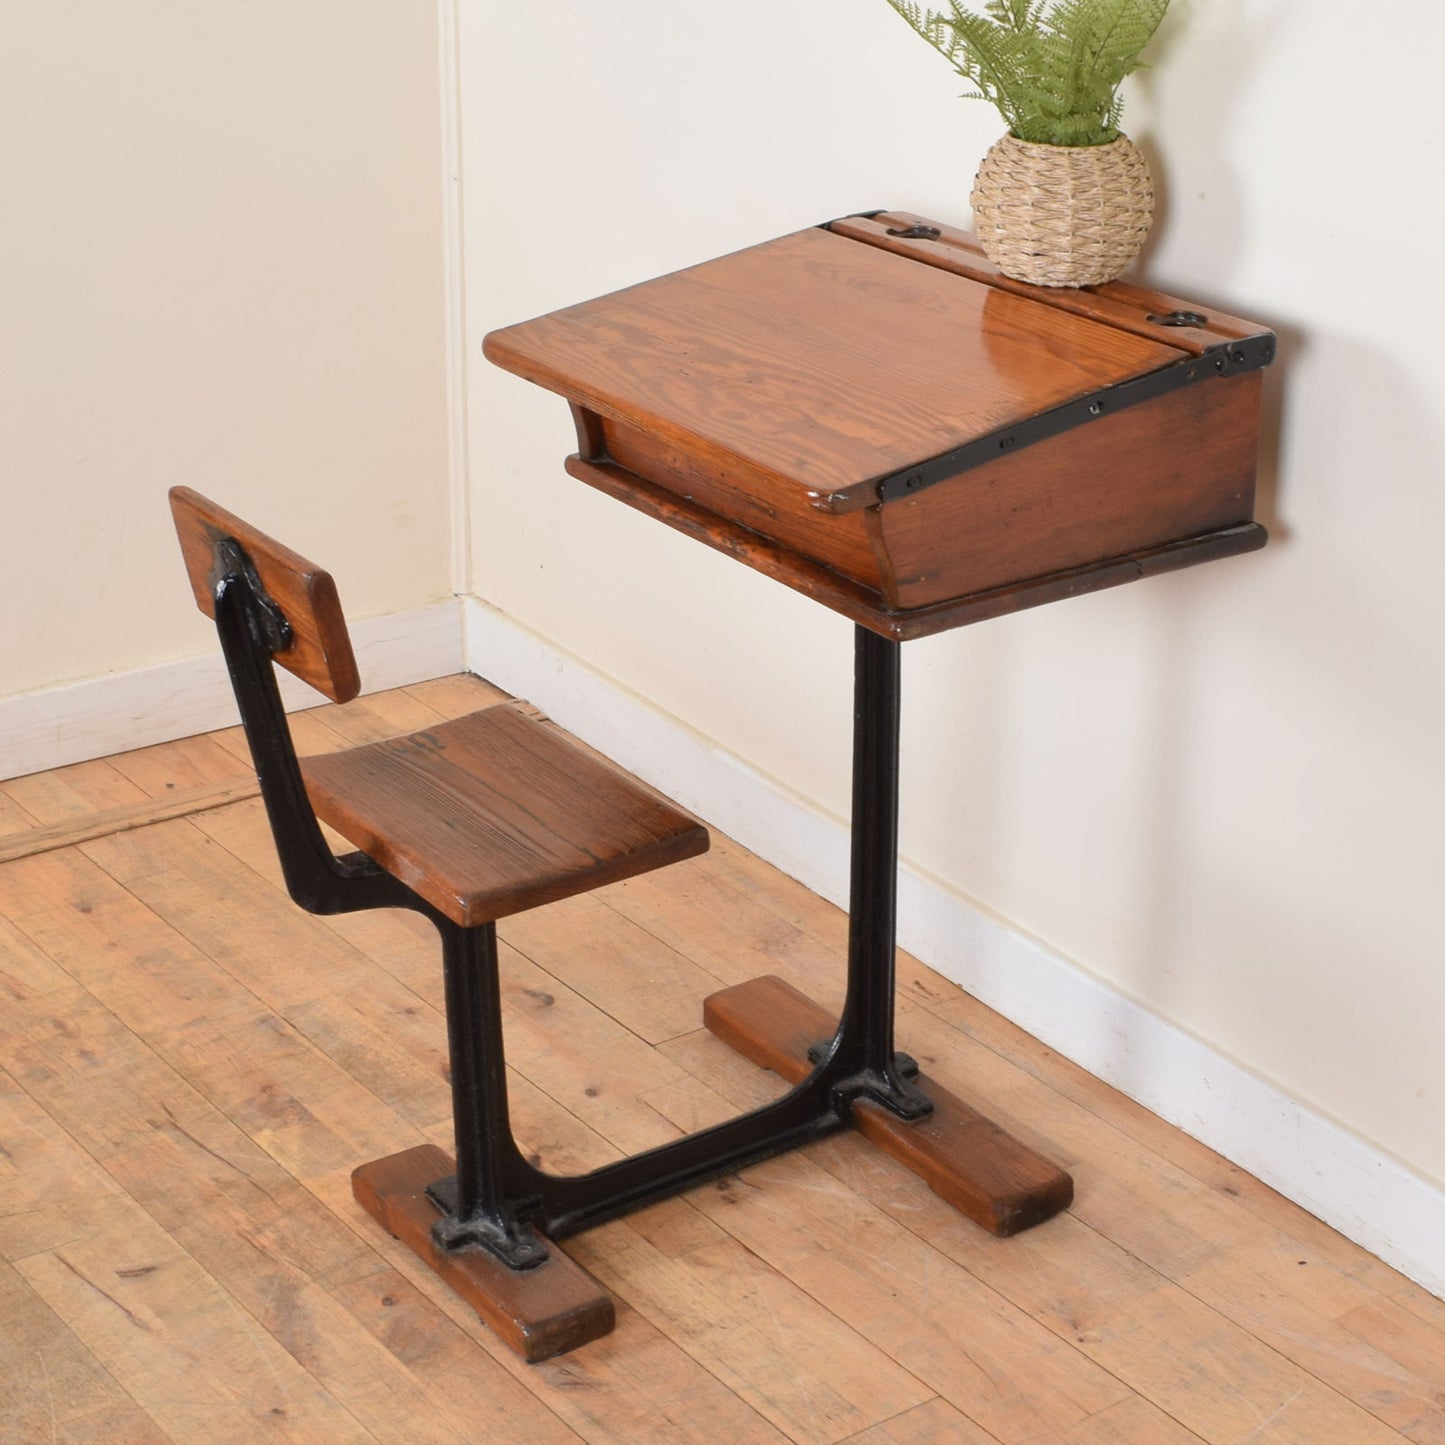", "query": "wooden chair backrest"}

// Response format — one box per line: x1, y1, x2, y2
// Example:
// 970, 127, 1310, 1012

169, 486, 361, 704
